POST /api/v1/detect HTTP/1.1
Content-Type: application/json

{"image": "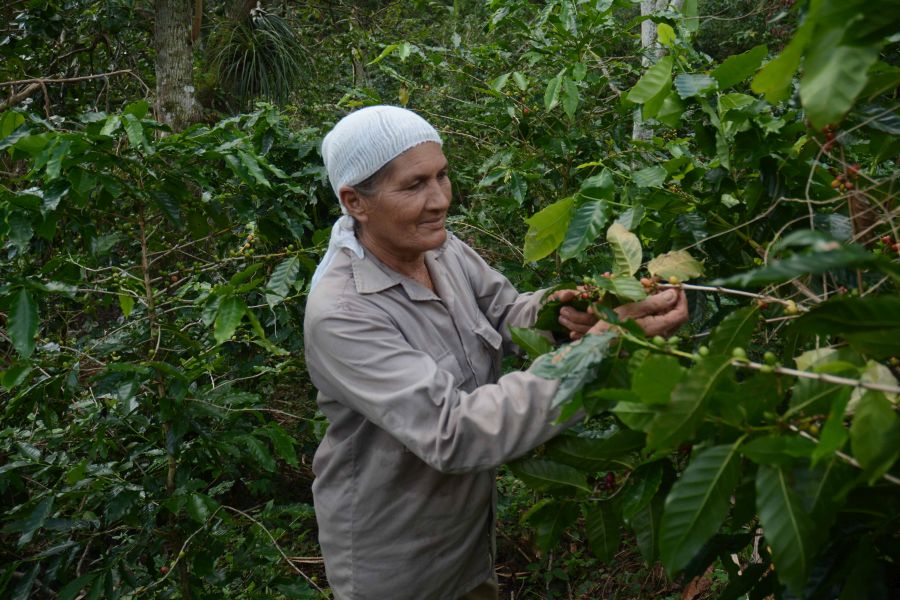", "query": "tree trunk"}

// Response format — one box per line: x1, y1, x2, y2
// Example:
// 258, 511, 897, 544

633, 0, 684, 141
155, 0, 200, 131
